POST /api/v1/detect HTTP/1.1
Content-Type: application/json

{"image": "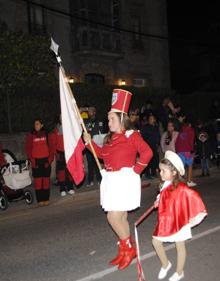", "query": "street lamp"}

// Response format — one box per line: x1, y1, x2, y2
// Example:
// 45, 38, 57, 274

118, 79, 126, 86
68, 77, 75, 84
66, 76, 75, 83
